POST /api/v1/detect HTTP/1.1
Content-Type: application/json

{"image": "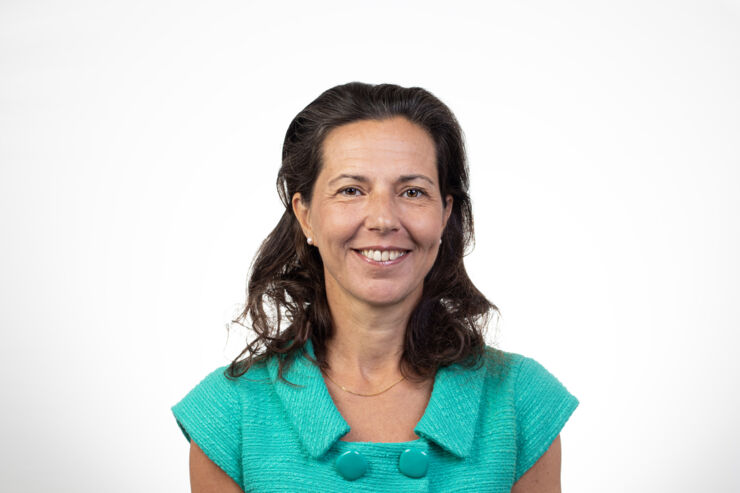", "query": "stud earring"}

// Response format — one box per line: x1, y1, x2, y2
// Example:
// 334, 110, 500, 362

439, 238, 442, 245
307, 237, 313, 245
